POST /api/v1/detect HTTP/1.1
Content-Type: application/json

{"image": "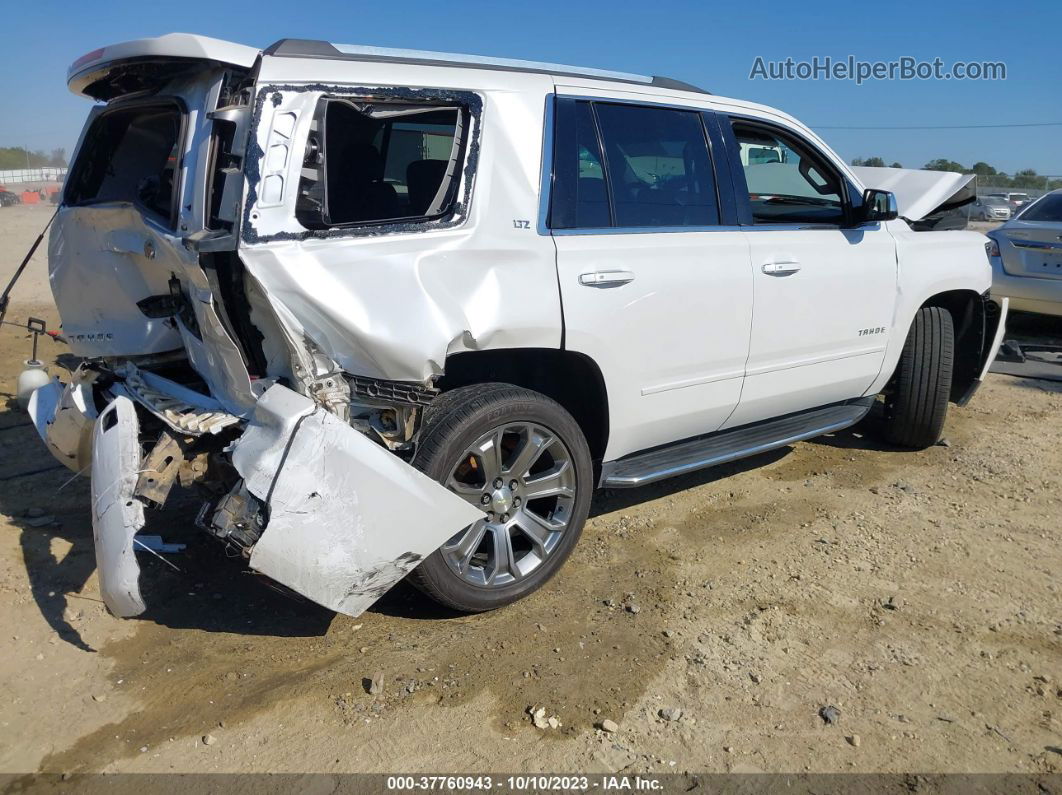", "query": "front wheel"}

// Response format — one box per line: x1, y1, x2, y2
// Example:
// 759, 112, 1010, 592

881, 306, 954, 449
410, 384, 593, 612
